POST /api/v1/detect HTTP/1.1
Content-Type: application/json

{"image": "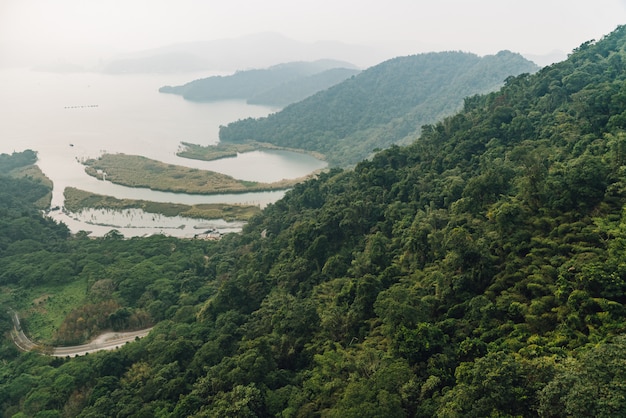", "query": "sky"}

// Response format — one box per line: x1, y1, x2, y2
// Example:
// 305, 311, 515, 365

1, 0, 625, 63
